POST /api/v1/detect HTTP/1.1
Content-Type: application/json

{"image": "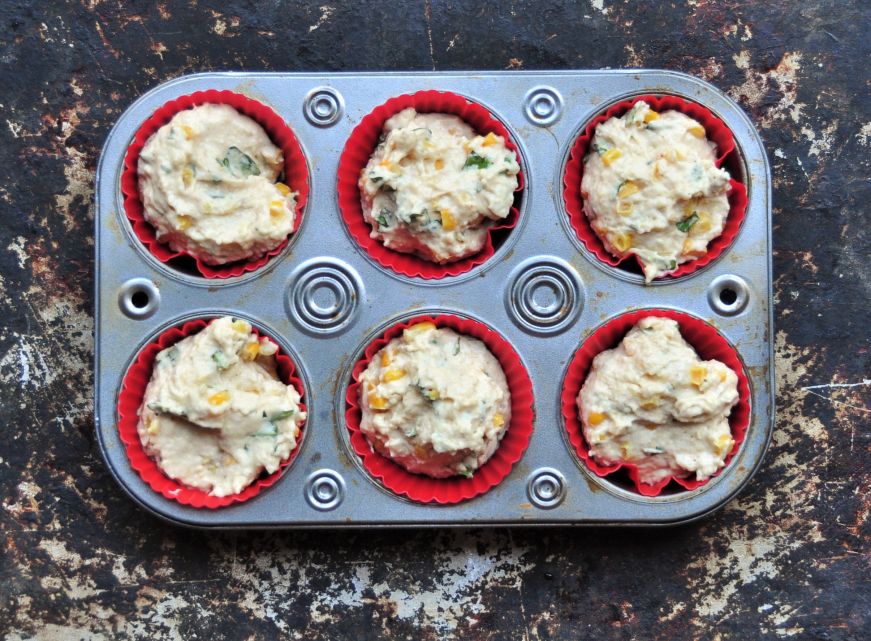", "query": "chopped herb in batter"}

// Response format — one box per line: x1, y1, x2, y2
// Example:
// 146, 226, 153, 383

463, 153, 492, 170
211, 350, 230, 369
220, 146, 261, 178
676, 212, 699, 233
